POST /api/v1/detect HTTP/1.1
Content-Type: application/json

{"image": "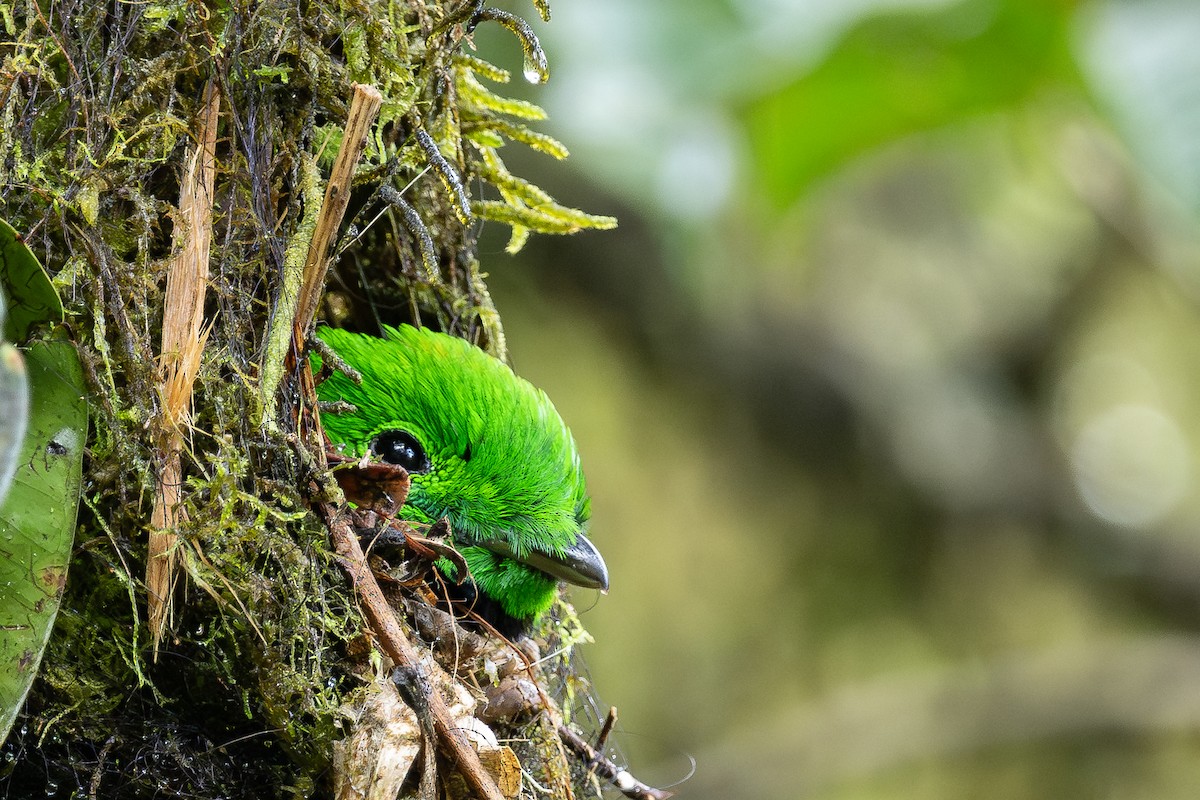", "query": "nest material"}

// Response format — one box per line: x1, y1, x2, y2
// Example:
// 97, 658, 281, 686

0, 1, 637, 797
